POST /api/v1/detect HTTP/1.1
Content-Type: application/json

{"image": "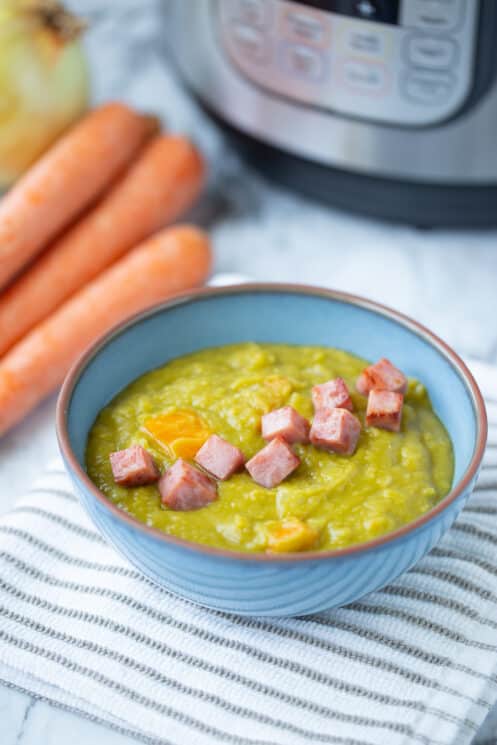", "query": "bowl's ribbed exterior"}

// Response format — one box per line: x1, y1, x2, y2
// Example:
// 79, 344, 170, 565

72, 472, 477, 617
